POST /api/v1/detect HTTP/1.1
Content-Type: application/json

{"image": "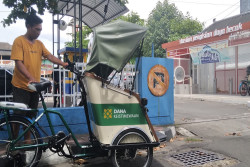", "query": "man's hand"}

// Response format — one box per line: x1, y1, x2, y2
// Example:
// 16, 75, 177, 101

28, 77, 38, 84
46, 54, 69, 68
63, 62, 68, 68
